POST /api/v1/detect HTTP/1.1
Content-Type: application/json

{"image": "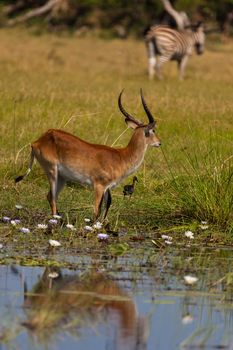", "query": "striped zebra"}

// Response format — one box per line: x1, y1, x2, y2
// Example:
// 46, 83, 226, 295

144, 23, 205, 80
